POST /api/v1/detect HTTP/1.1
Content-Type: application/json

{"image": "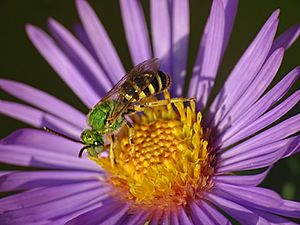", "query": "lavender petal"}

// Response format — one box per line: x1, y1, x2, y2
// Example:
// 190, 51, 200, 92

214, 183, 283, 210
206, 193, 264, 225
0, 79, 86, 129
0, 182, 107, 224
222, 90, 300, 147
189, 201, 224, 225
149, 209, 163, 225
269, 200, 300, 219
0, 170, 102, 191
170, 210, 180, 225
65, 199, 129, 225
150, 0, 172, 74
250, 207, 298, 225
0, 100, 81, 138
188, 0, 225, 109
200, 200, 232, 225
1, 128, 81, 156
270, 24, 300, 53
216, 48, 284, 137
0, 143, 98, 171
178, 207, 193, 225
283, 135, 300, 158
119, 211, 149, 225
218, 67, 300, 148
26, 24, 99, 108
76, 0, 125, 82
218, 136, 298, 172
74, 23, 99, 60
221, 0, 238, 56
171, 0, 189, 96
220, 115, 300, 160
48, 18, 113, 93
120, 0, 152, 65
214, 167, 271, 186
207, 10, 279, 127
